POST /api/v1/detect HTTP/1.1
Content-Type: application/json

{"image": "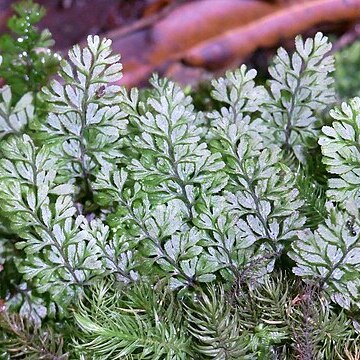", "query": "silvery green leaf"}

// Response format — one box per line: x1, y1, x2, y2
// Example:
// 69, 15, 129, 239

320, 98, 360, 204
290, 204, 360, 308
0, 86, 33, 138
40, 35, 128, 185
261, 32, 335, 161
0, 136, 110, 306
6, 286, 48, 327
121, 74, 226, 210
195, 195, 275, 283
210, 64, 267, 125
